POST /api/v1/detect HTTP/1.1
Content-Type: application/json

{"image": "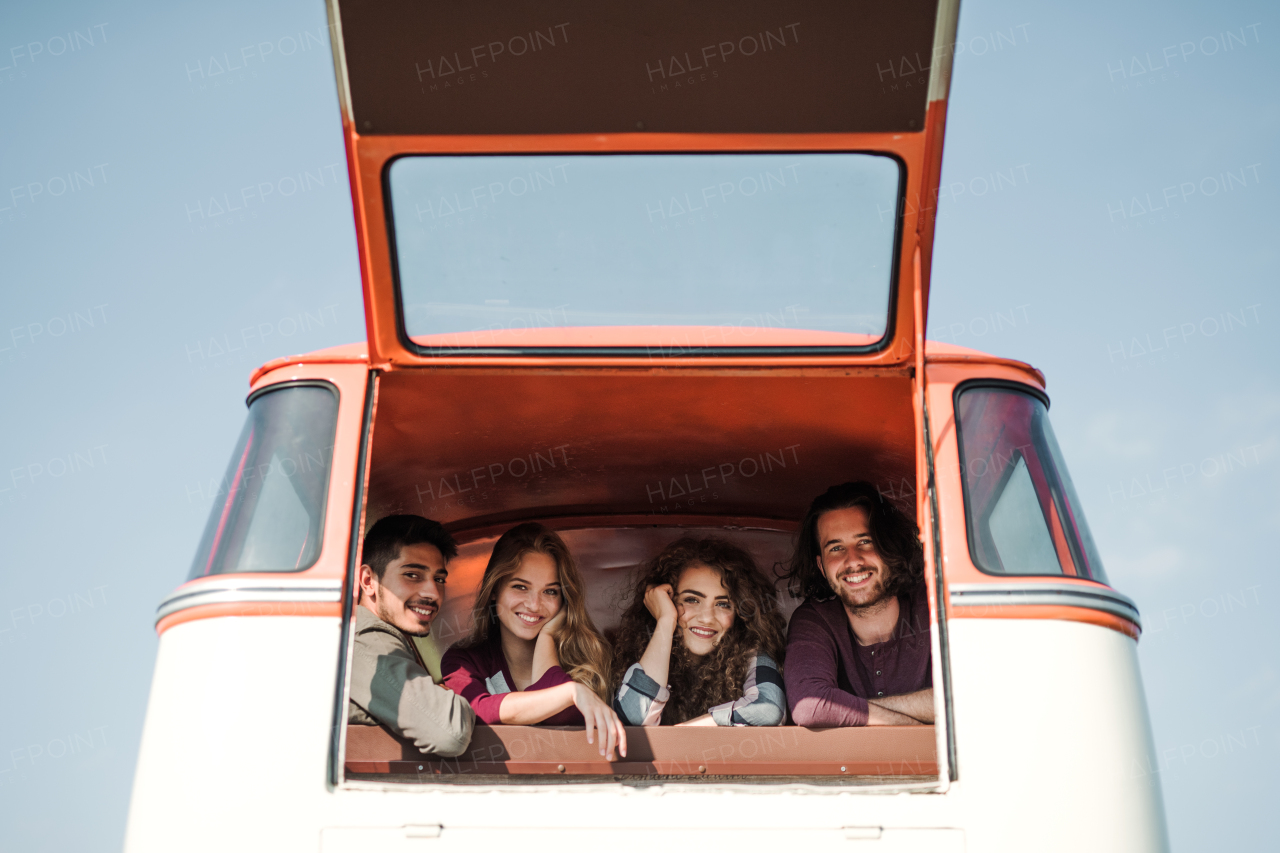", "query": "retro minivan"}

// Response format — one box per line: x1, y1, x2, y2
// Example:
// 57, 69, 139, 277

125, 1, 1168, 850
